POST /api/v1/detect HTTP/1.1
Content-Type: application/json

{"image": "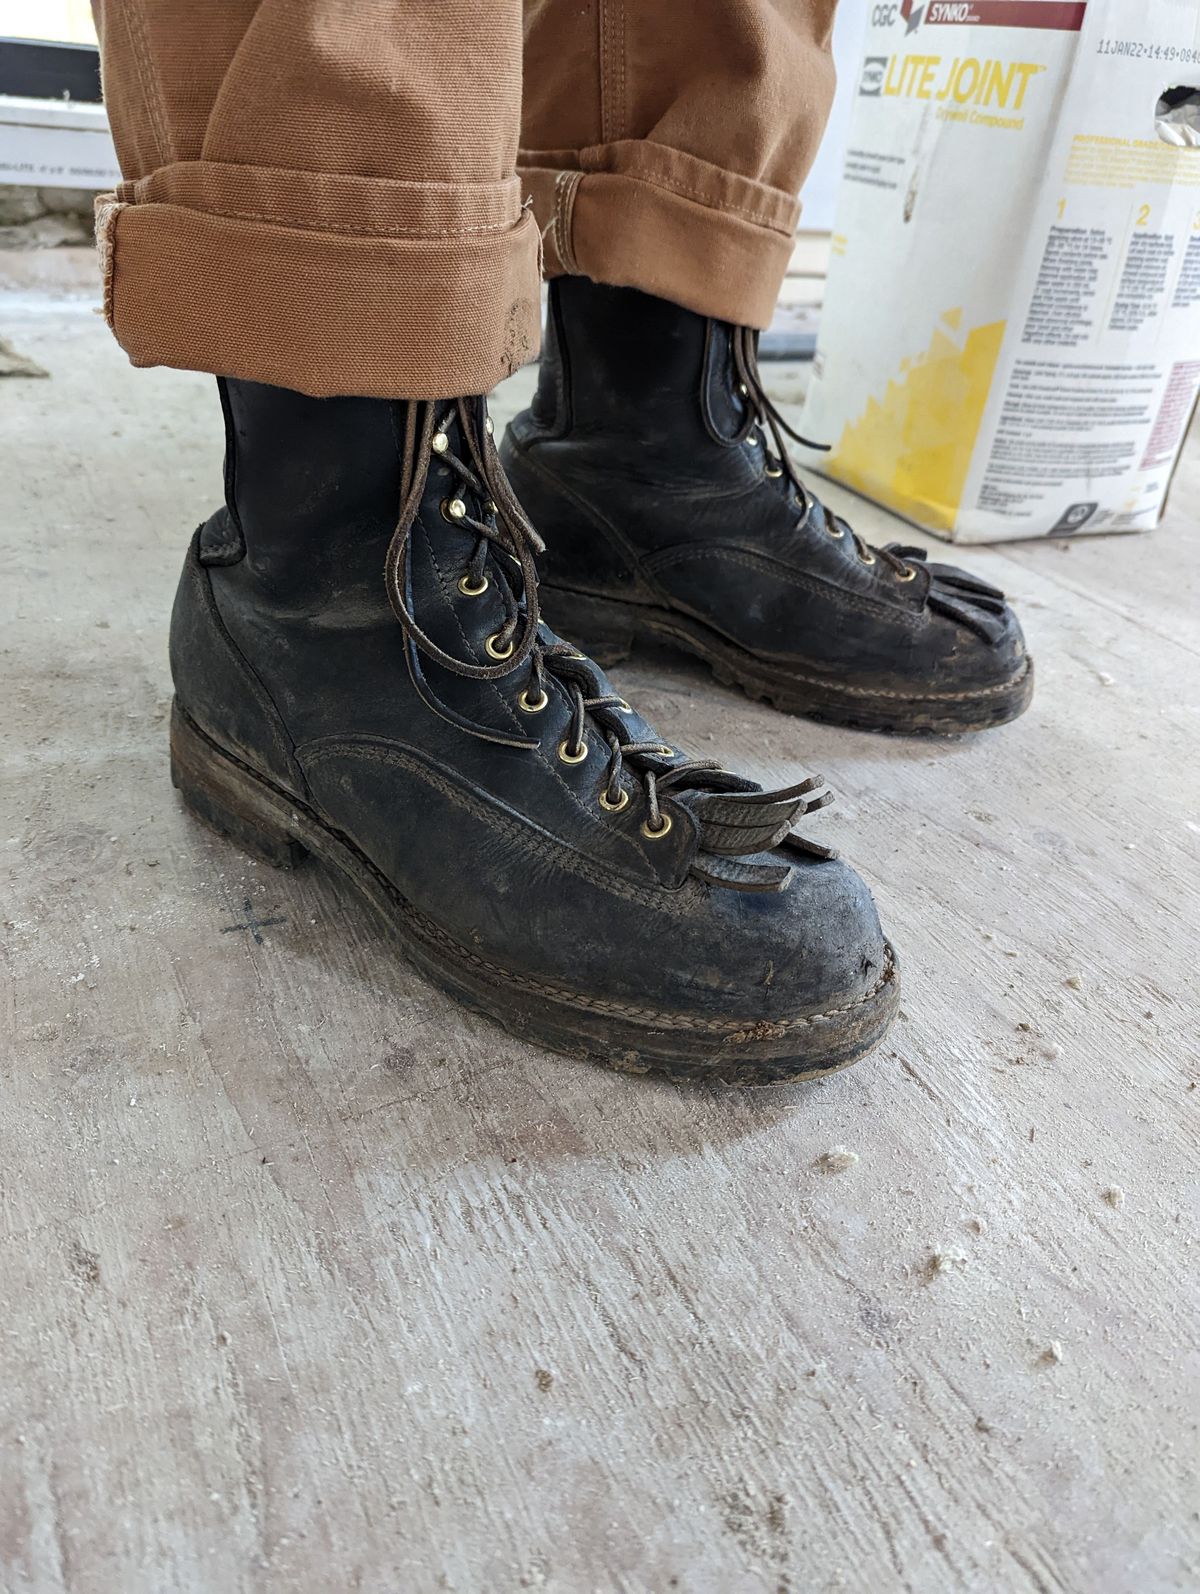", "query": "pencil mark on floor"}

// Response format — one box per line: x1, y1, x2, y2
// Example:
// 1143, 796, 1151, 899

221, 896, 287, 944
